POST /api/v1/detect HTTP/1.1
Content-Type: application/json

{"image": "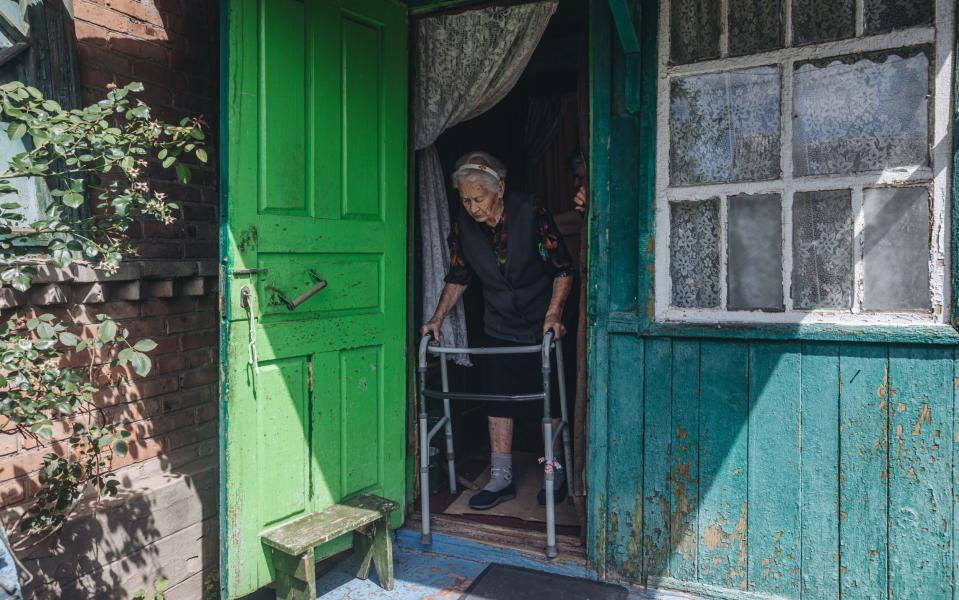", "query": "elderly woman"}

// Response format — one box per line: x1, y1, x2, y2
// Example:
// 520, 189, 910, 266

421, 151, 574, 510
